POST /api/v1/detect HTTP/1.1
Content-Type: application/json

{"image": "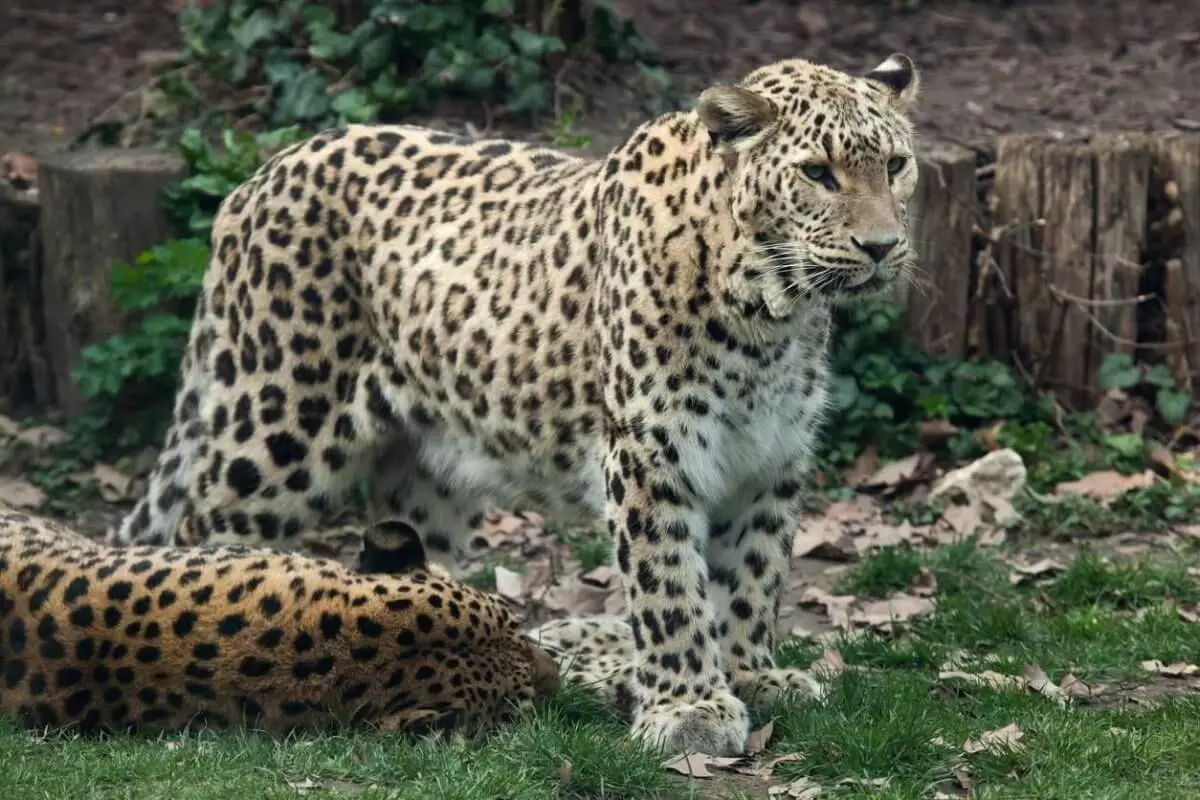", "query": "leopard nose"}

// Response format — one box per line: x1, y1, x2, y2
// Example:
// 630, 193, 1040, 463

851, 235, 899, 263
